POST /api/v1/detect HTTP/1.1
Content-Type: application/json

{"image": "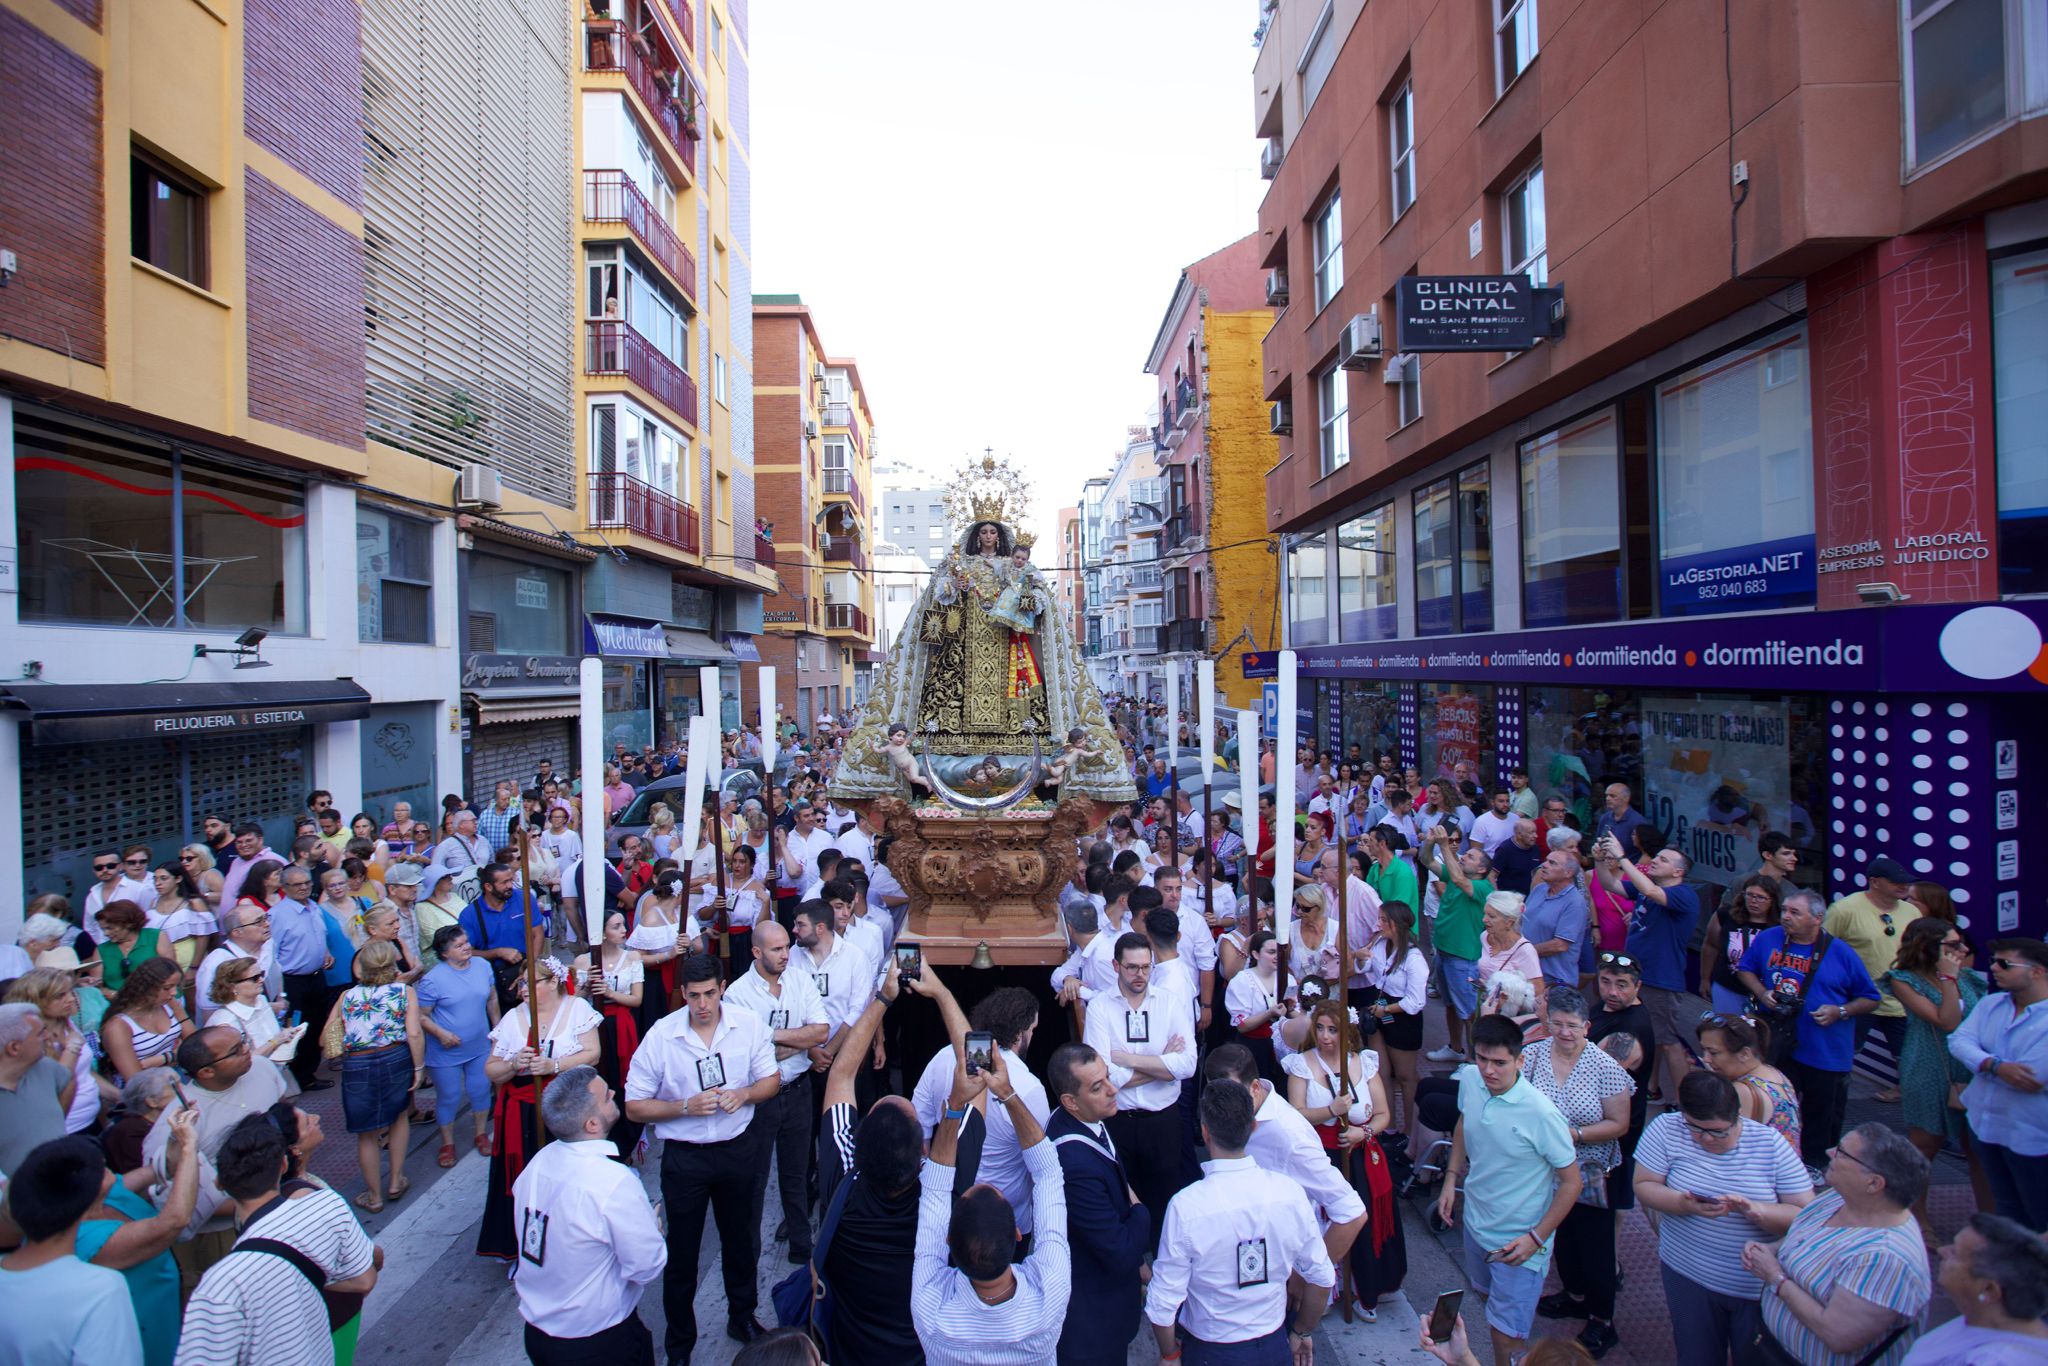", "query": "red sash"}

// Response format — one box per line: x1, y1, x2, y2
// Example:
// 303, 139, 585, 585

491, 1081, 539, 1195
1354, 1136, 1398, 1254
603, 1002, 640, 1078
